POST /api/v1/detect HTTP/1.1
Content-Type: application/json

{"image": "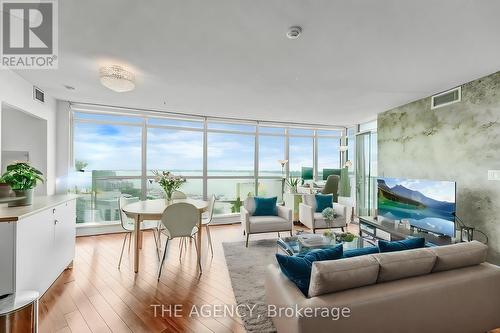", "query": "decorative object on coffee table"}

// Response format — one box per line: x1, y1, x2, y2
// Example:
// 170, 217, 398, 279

277, 233, 375, 256
152, 170, 185, 203
335, 231, 356, 243
1, 162, 44, 206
